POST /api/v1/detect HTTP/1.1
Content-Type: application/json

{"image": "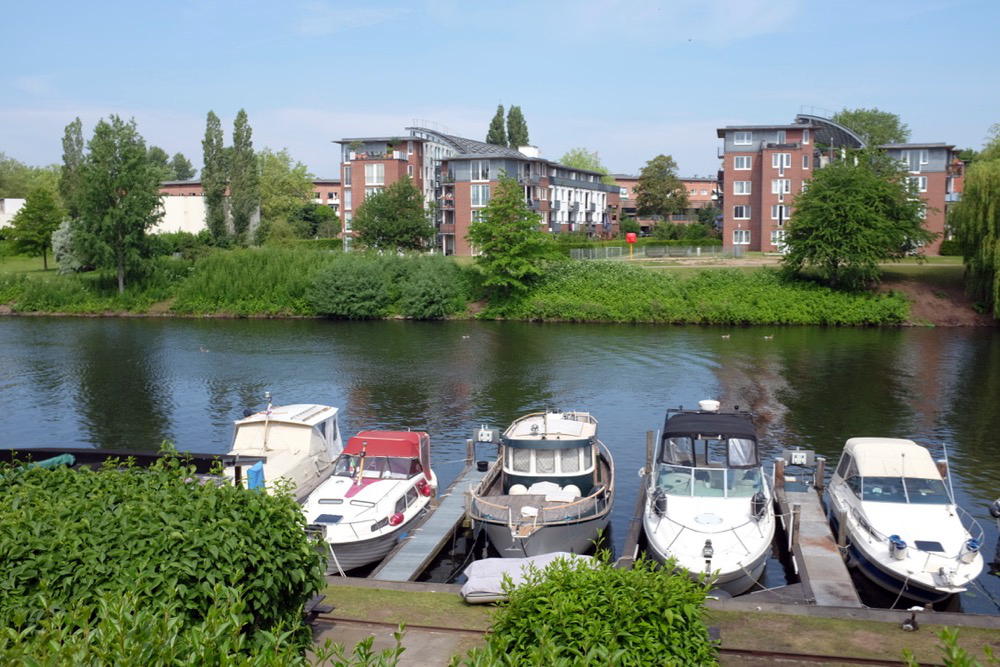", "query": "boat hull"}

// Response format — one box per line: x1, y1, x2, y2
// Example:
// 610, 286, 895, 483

477, 512, 611, 558
322, 518, 418, 573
